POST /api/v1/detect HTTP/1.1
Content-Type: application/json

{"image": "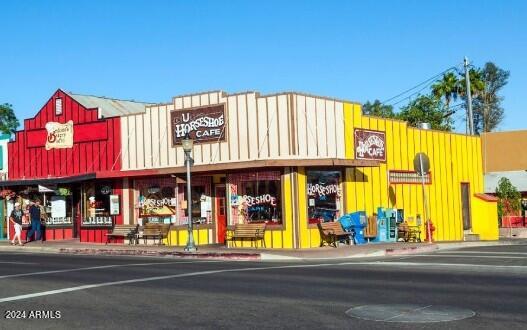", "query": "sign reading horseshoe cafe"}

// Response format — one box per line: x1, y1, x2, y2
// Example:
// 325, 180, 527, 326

171, 104, 226, 145
354, 128, 386, 161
